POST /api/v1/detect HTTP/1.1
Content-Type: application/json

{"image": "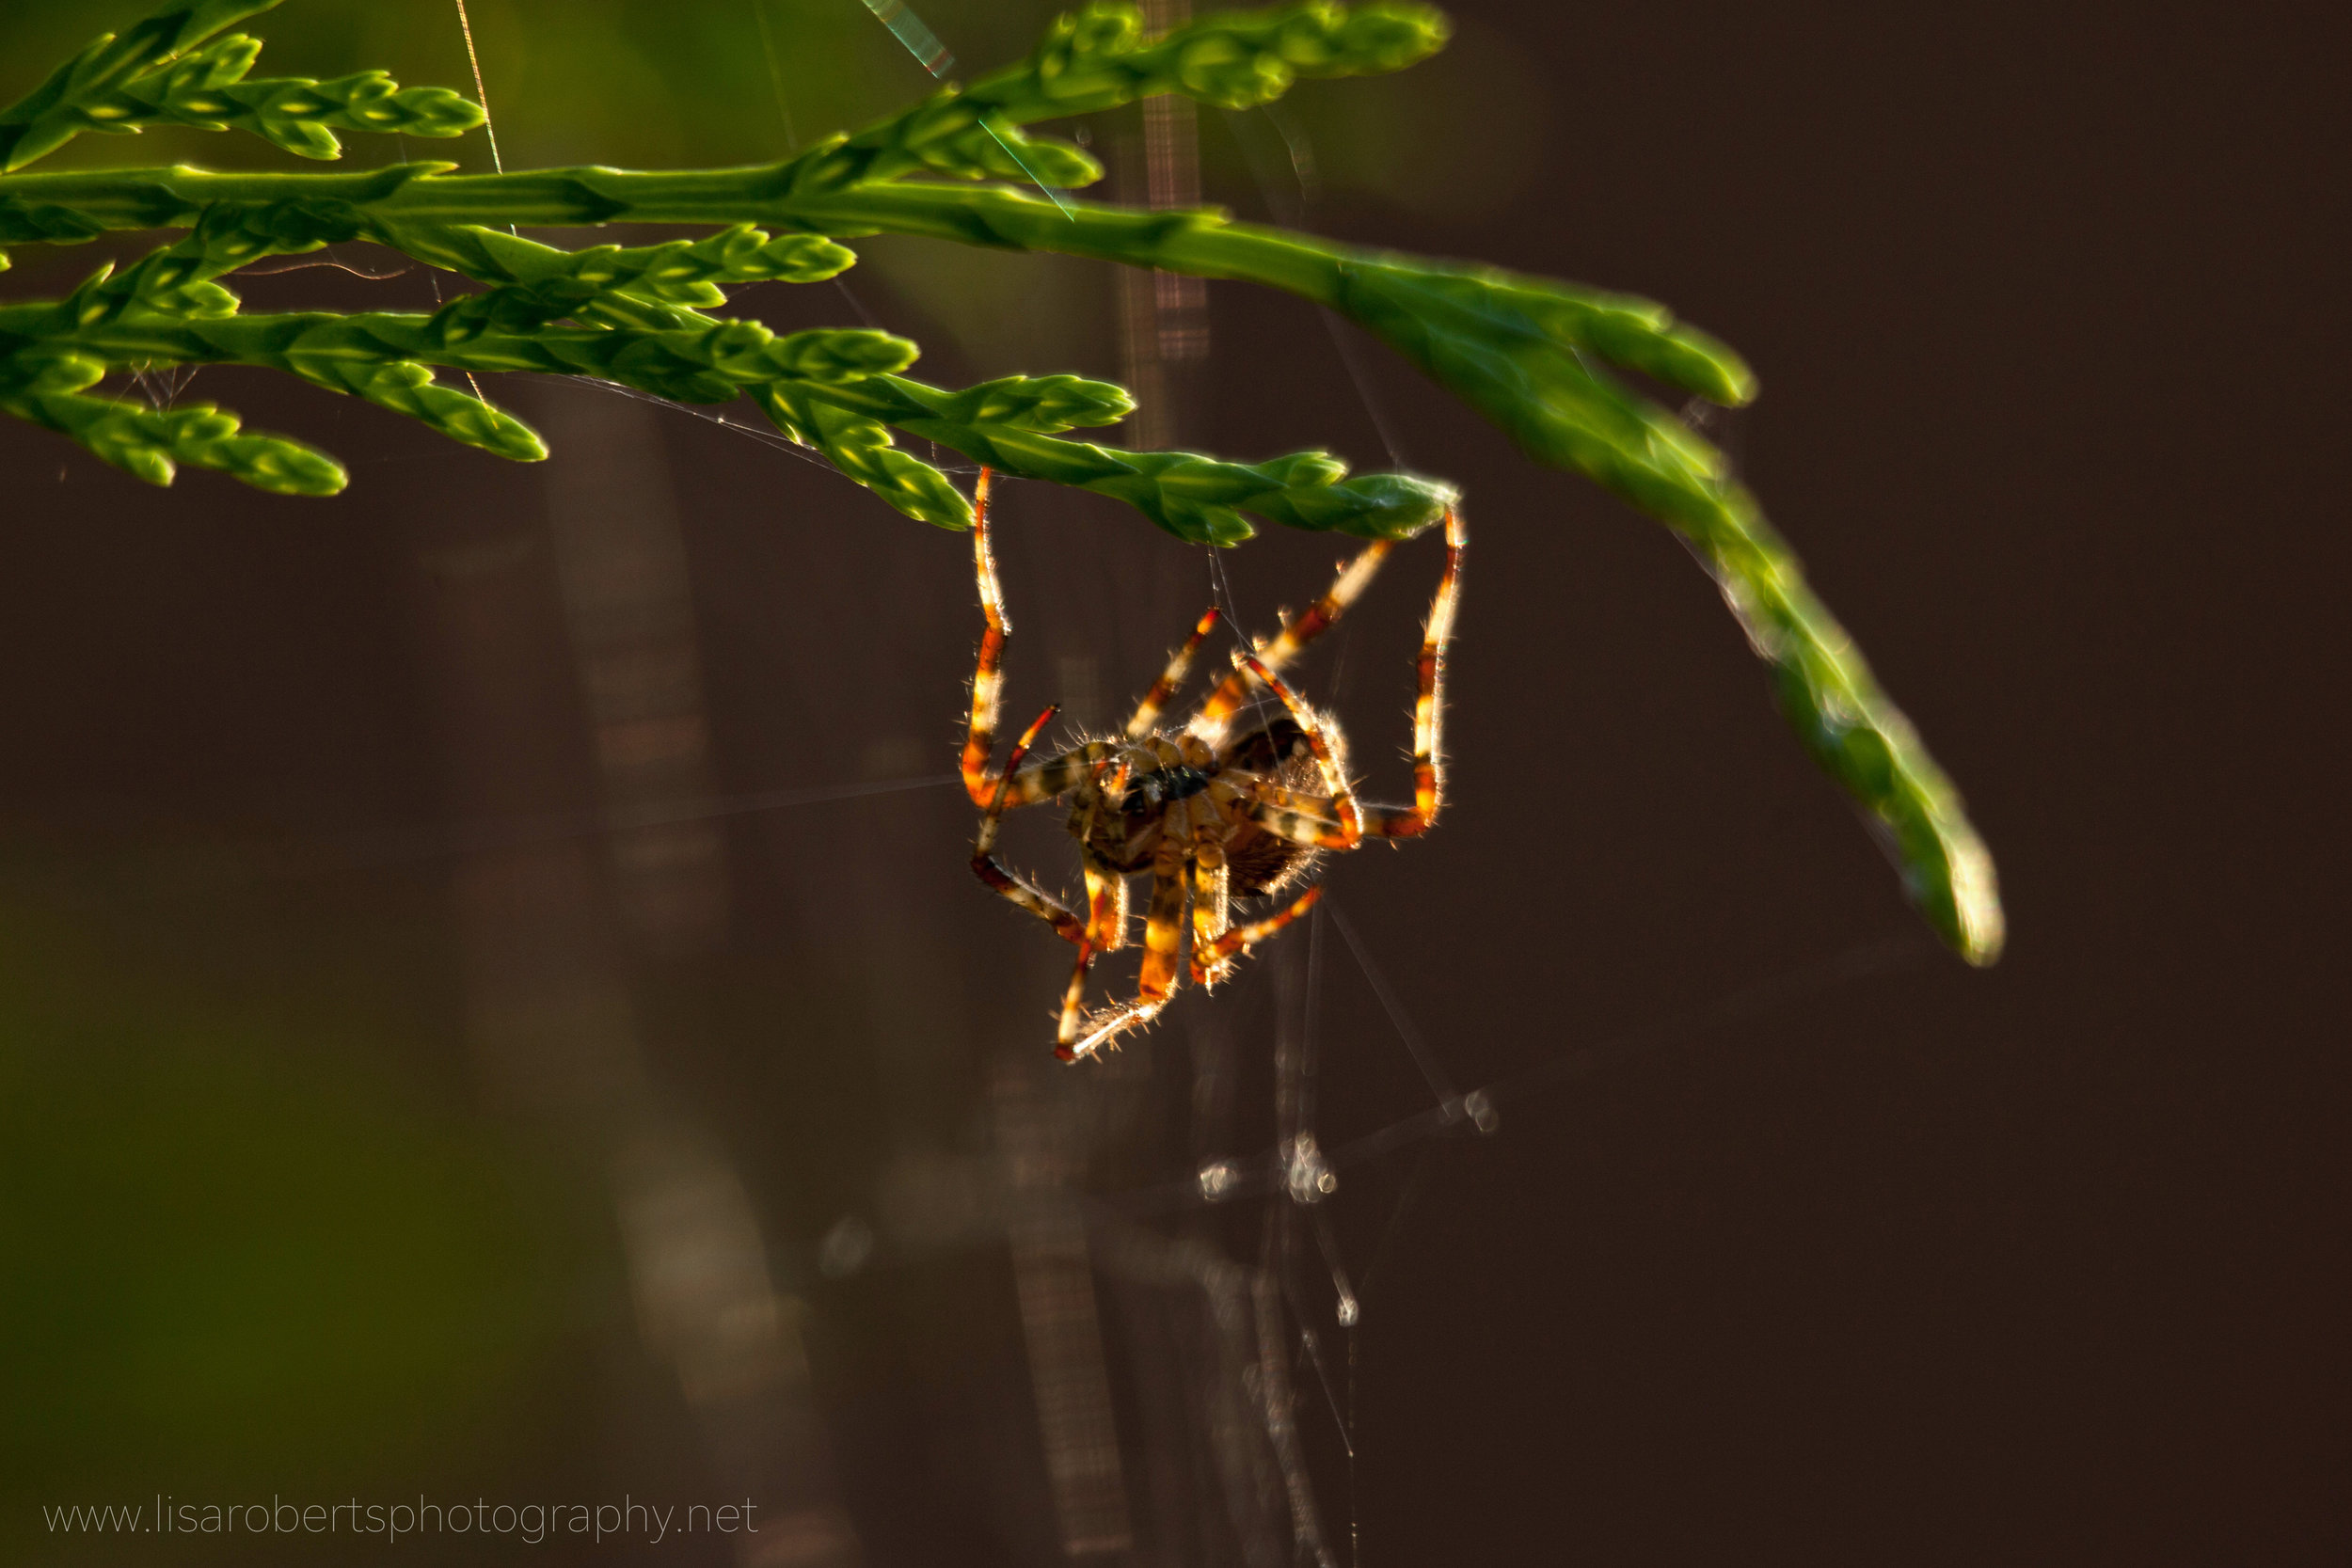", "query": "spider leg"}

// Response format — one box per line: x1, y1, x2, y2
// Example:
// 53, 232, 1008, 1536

1084, 849, 1130, 953
1232, 652, 1363, 849
971, 703, 1088, 944
1202, 880, 1324, 970
1049, 810, 1132, 1050
1189, 537, 1392, 744
1010, 740, 1121, 803
1245, 796, 1355, 850
1136, 843, 1188, 1005
961, 468, 1014, 808
1364, 506, 1466, 839
1063, 845, 1186, 1062
1054, 939, 1096, 1050
1125, 606, 1222, 739
958, 482, 1123, 811
1186, 805, 1233, 987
